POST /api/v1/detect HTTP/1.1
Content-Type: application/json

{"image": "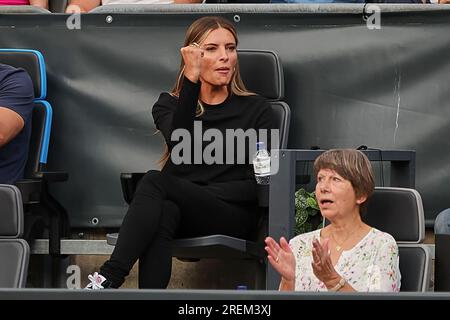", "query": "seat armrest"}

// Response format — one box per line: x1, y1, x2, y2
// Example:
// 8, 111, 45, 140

33, 171, 69, 182
120, 172, 146, 204
15, 179, 42, 204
